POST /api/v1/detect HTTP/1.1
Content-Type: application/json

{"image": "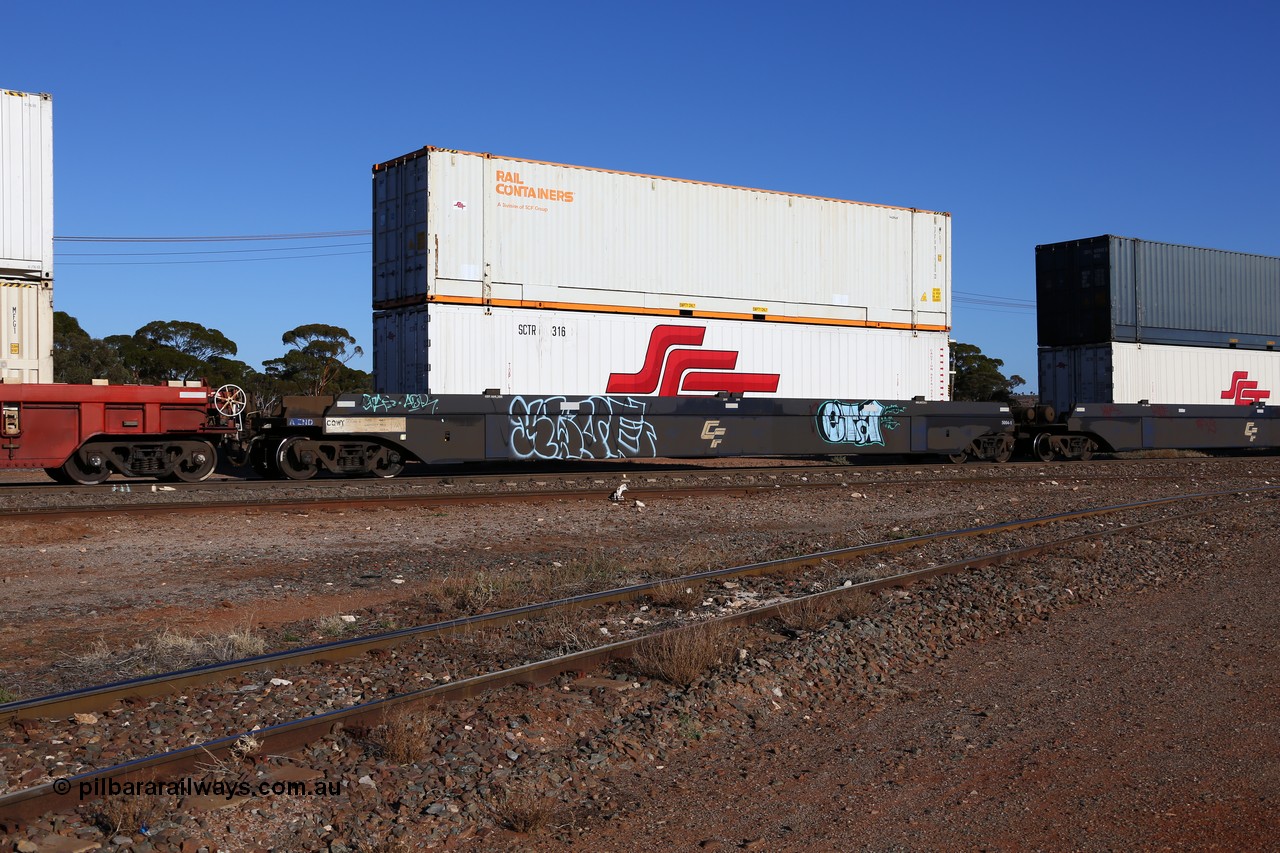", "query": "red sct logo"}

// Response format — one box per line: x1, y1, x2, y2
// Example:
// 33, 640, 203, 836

1221, 371, 1272, 405
606, 325, 780, 396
